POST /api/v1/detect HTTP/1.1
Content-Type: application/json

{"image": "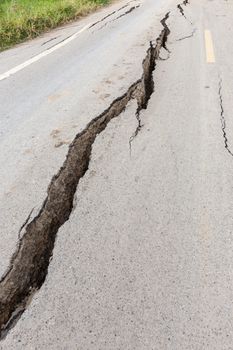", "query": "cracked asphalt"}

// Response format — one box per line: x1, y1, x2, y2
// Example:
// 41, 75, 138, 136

1, 0, 233, 348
